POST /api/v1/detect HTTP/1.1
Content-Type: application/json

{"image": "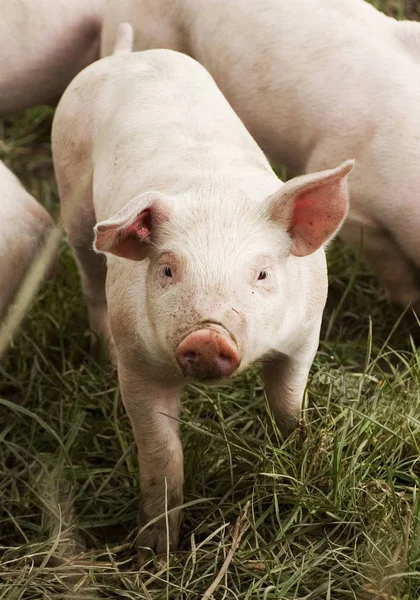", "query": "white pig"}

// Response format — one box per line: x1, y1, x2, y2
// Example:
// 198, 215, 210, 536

0, 0, 104, 115
102, 0, 420, 315
52, 34, 352, 553
0, 160, 54, 318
